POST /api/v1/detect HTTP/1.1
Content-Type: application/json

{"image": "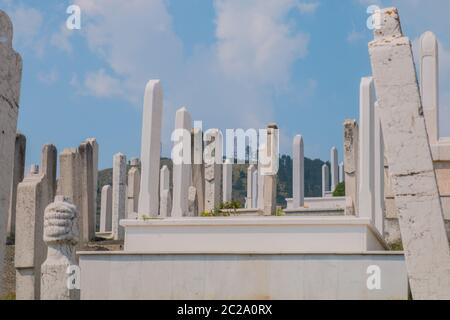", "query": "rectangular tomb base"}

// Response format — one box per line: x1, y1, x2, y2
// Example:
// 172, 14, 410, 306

78, 252, 408, 300
120, 216, 387, 253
